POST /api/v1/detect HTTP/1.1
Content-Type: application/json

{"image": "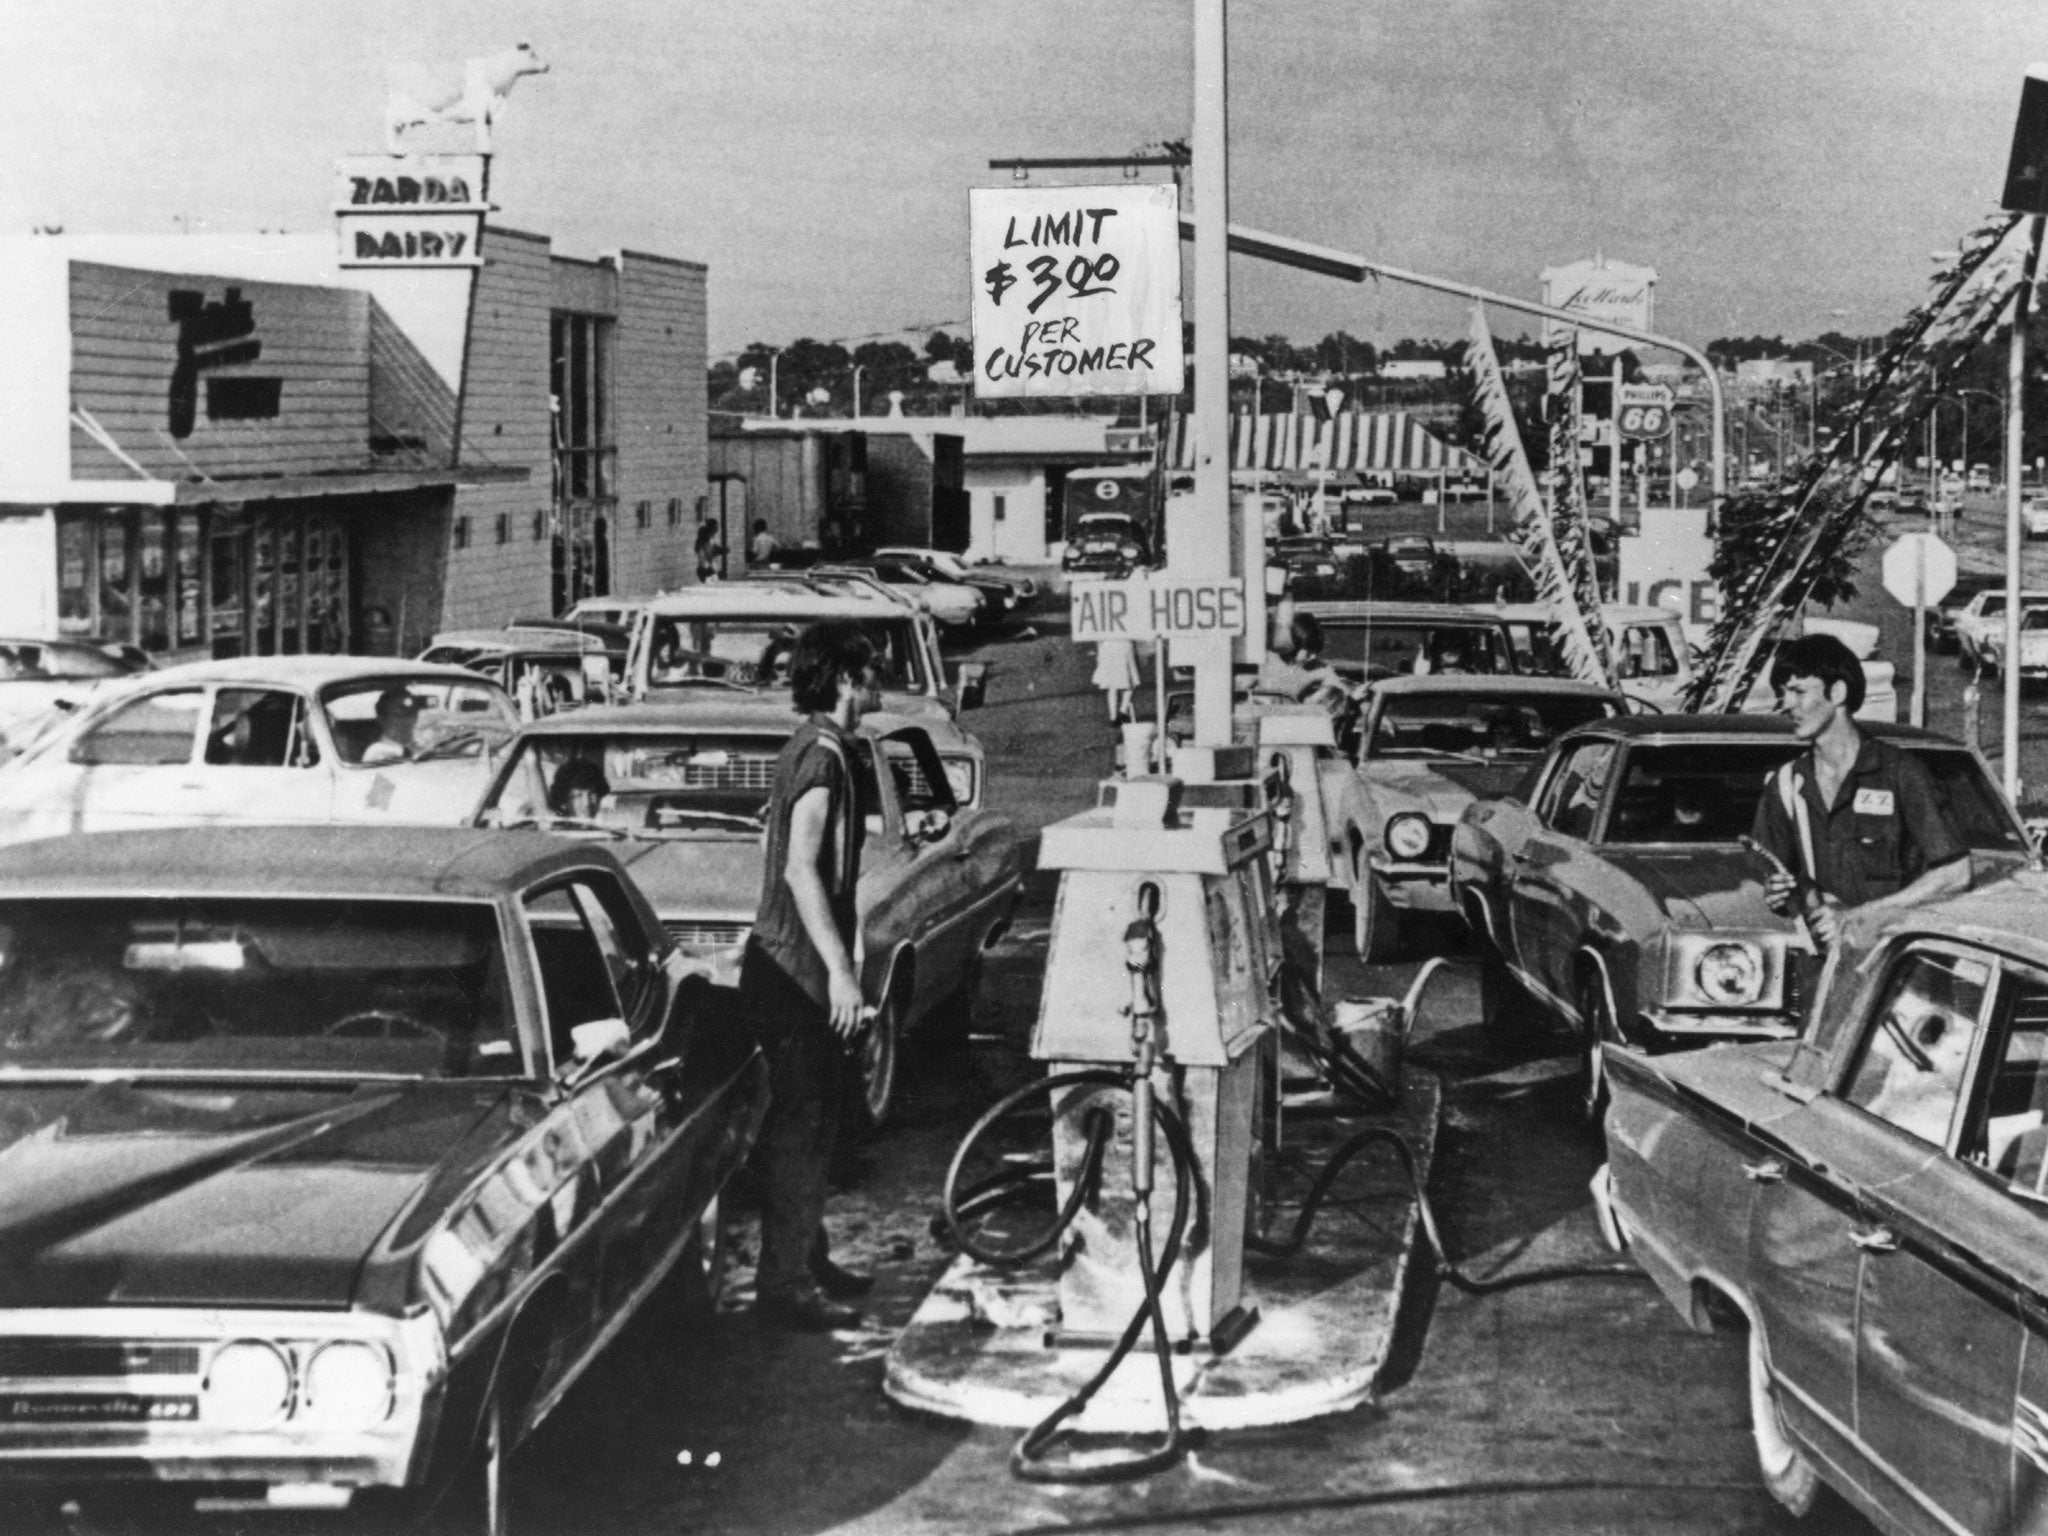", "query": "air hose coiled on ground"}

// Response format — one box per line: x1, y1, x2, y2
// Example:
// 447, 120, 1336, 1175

940, 1066, 1199, 1483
